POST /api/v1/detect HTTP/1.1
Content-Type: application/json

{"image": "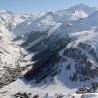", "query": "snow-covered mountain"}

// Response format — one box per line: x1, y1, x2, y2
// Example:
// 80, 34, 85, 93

0, 4, 98, 98
11, 4, 97, 36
